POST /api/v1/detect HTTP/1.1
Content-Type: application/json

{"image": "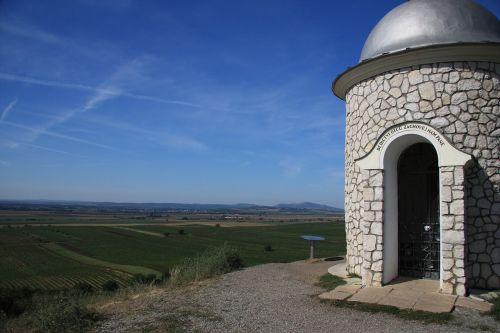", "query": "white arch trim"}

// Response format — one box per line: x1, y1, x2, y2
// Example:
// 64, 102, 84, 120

355, 122, 471, 285
356, 122, 471, 170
